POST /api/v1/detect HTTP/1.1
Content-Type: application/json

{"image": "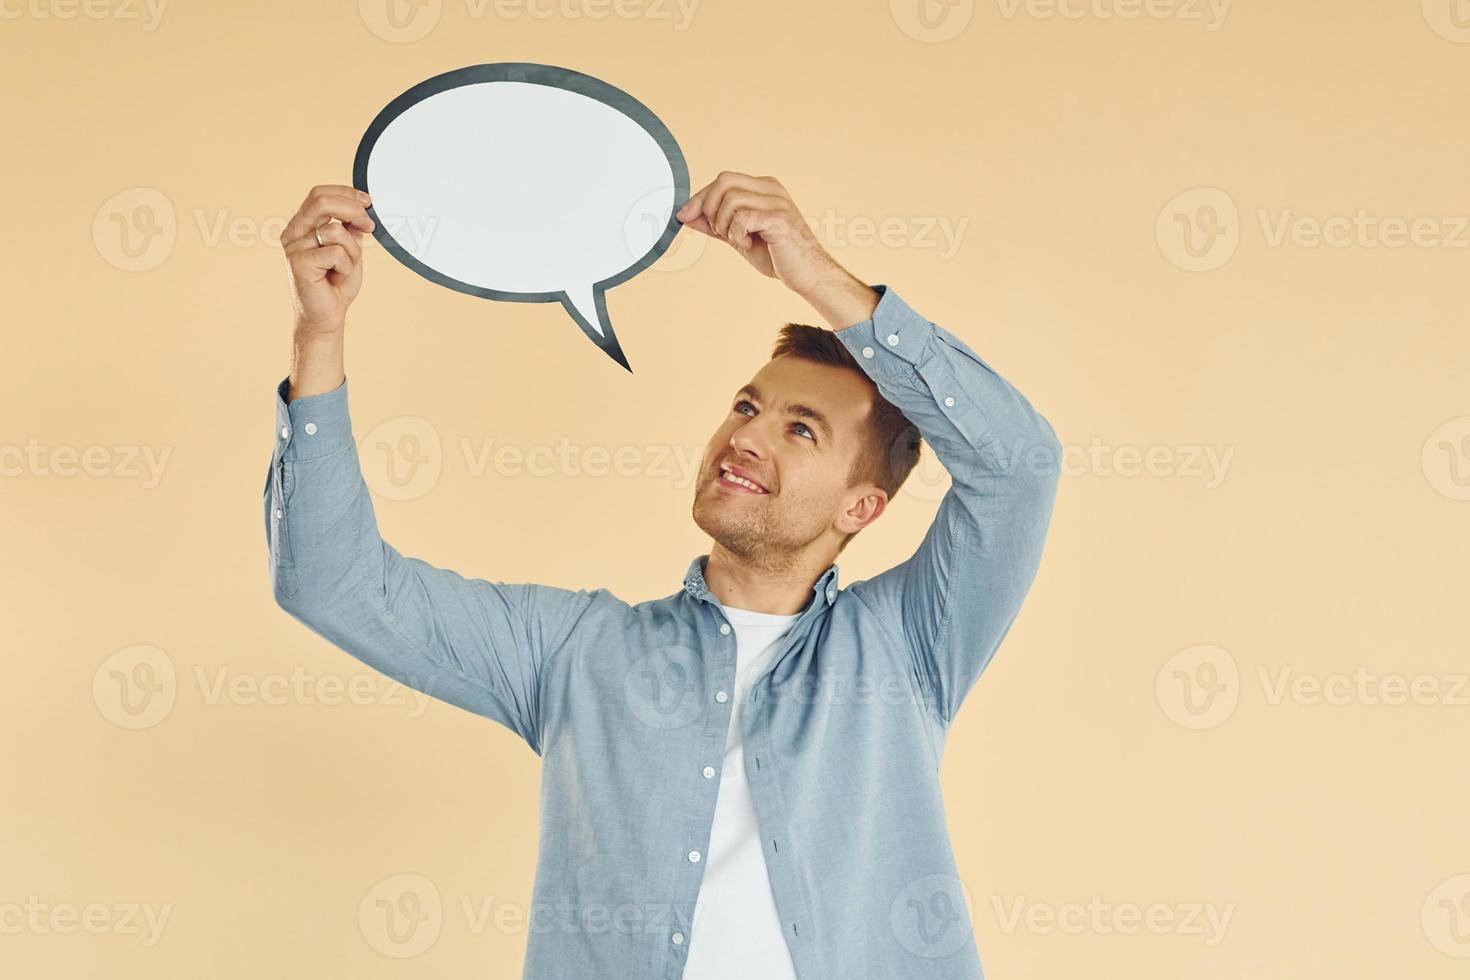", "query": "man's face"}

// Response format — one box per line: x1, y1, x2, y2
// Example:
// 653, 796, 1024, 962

691, 354, 885, 565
